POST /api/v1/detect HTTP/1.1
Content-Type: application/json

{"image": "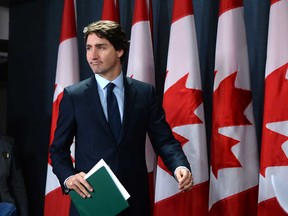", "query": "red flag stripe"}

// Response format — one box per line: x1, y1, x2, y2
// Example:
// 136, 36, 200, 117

132, 0, 149, 24
209, 187, 258, 216
44, 188, 71, 216
258, 197, 288, 216
271, 0, 280, 5
60, 0, 77, 42
172, 0, 193, 23
101, 0, 119, 22
154, 182, 209, 216
219, 0, 243, 17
